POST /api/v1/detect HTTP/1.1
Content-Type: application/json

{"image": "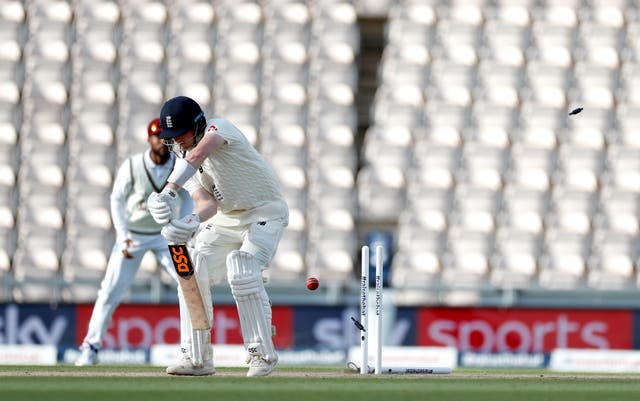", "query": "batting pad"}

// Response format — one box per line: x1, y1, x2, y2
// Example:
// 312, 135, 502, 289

227, 250, 277, 361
